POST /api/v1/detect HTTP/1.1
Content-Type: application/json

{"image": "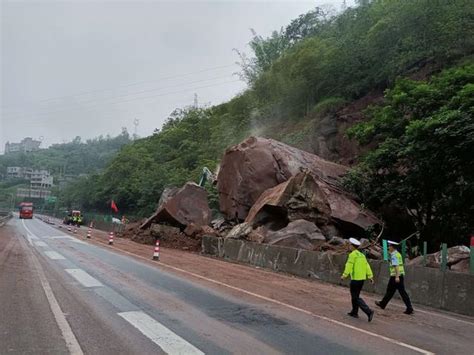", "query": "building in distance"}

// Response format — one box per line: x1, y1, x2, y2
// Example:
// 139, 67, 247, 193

4, 137, 41, 154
